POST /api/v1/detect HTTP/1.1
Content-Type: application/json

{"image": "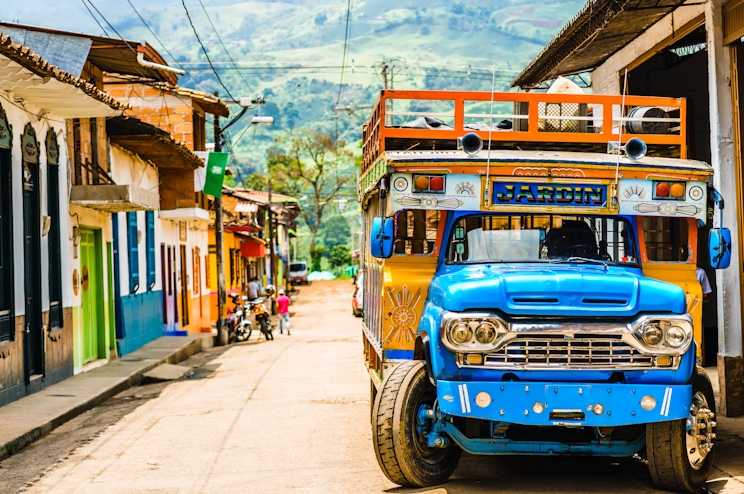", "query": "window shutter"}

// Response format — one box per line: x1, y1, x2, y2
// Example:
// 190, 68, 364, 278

146, 211, 156, 290
127, 212, 139, 293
